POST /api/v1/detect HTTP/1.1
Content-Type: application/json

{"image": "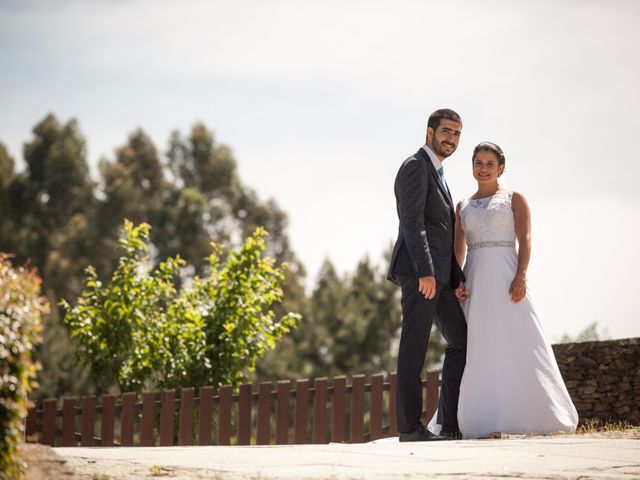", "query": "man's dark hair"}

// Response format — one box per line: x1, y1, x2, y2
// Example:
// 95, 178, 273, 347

427, 109, 462, 131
